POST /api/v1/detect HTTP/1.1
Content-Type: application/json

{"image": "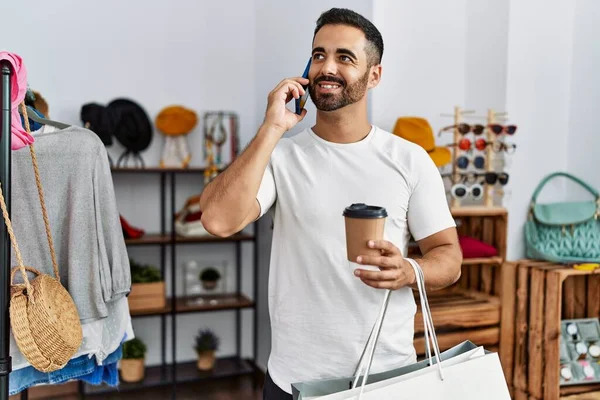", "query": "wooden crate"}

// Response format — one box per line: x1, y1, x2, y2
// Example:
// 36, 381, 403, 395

452, 206, 507, 296
499, 260, 600, 400
410, 206, 507, 356
127, 281, 166, 312
413, 287, 501, 355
